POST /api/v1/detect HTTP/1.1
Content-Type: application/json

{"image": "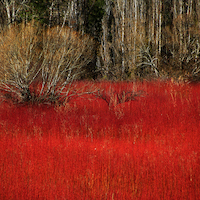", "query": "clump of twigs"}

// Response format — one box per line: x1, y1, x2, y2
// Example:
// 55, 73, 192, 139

94, 88, 144, 107
136, 44, 159, 78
